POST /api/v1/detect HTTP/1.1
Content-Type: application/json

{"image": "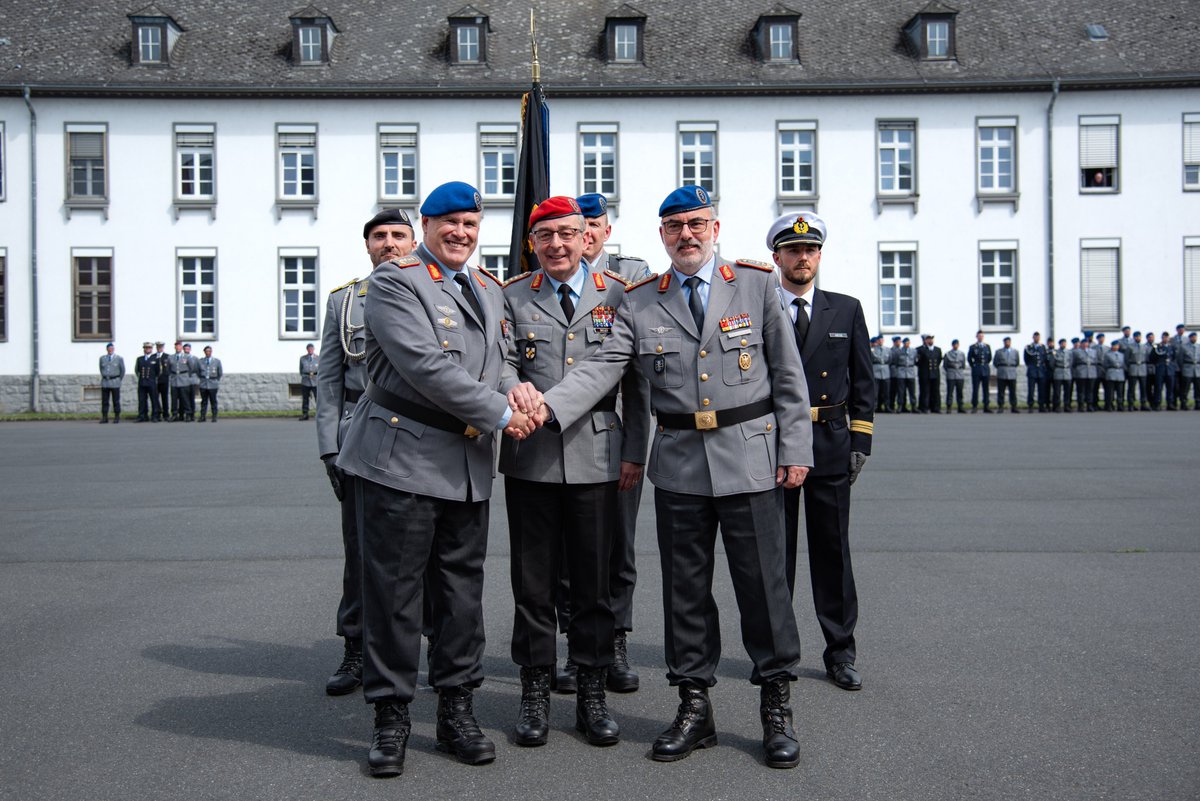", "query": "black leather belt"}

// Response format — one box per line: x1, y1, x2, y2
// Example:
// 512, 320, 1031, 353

344, 388, 363, 404
656, 397, 773, 431
366, 382, 482, 438
810, 401, 846, 423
